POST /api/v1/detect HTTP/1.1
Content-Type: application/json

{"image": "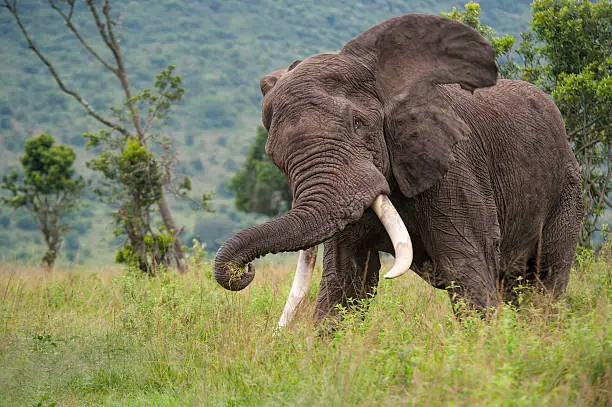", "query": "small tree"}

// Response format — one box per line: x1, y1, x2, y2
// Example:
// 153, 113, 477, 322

1, 133, 85, 268
528, 0, 611, 246
83, 65, 211, 274
229, 126, 291, 217
4, 0, 211, 272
